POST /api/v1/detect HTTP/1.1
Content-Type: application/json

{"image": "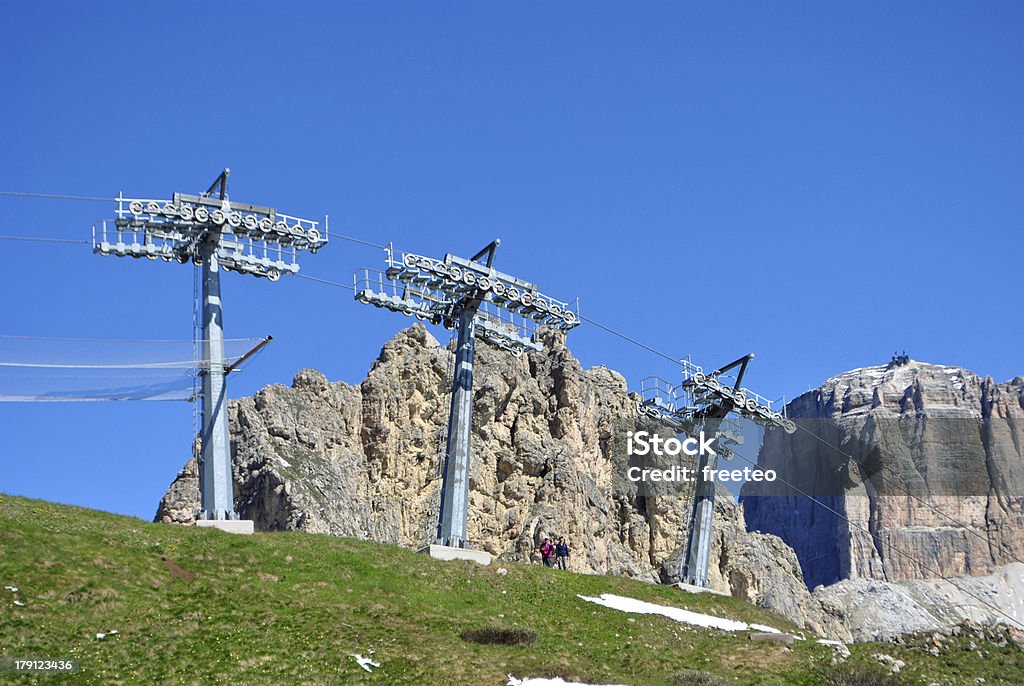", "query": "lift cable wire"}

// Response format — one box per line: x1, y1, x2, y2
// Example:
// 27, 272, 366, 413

0, 235, 90, 245
4, 211, 1020, 567
580, 314, 683, 367
324, 229, 388, 251
0, 191, 116, 203
293, 273, 356, 291
725, 442, 1024, 631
